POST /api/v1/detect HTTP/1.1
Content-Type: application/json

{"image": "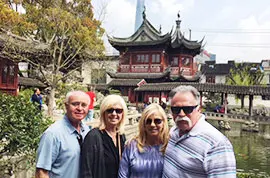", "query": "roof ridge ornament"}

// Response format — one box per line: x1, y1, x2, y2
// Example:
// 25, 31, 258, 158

176, 10, 181, 29
142, 6, 146, 20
